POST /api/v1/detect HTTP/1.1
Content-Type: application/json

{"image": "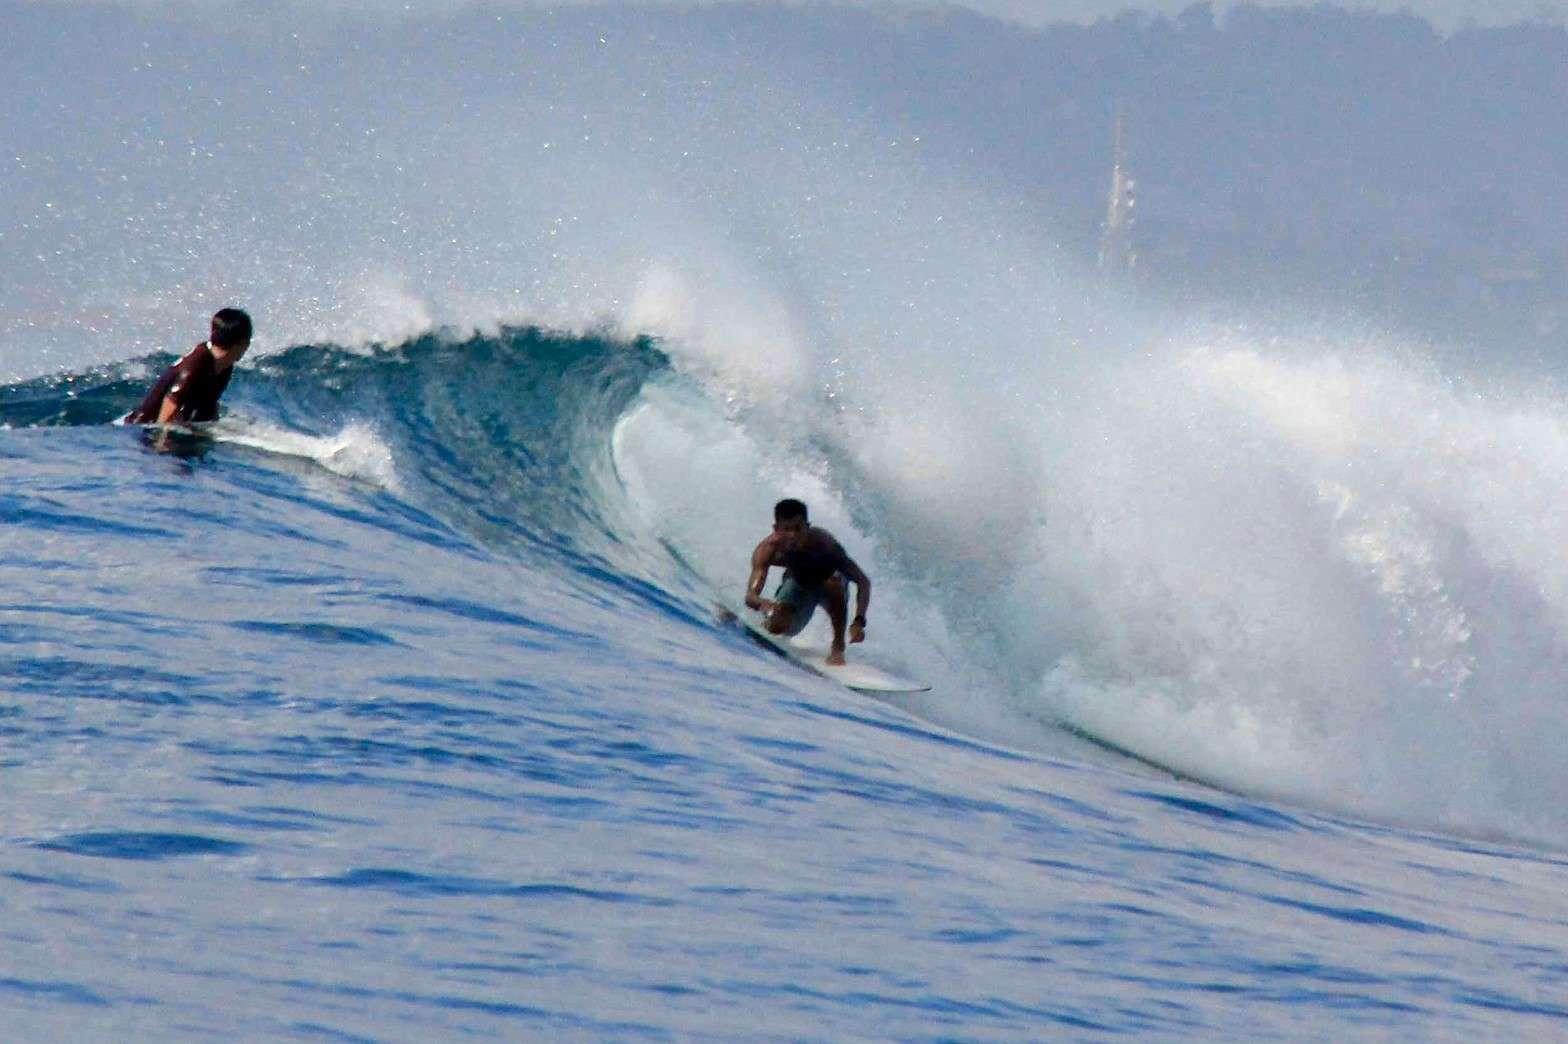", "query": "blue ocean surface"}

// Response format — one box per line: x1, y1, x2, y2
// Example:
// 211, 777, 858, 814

3, 331, 1567, 1041
7, 3, 1568, 1038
